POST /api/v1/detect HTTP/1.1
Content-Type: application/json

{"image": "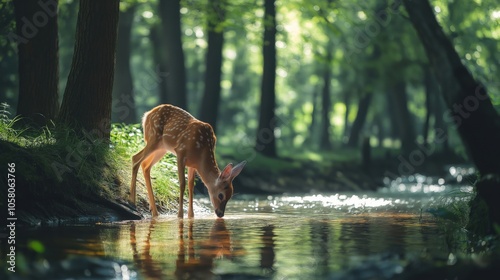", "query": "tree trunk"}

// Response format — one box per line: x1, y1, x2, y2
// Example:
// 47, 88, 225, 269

305, 87, 319, 147
199, 0, 226, 133
422, 70, 433, 146
389, 81, 416, 155
319, 50, 333, 150
112, 5, 137, 124
403, 0, 500, 228
13, 0, 59, 126
347, 94, 372, 147
58, 0, 78, 94
386, 93, 400, 140
58, 0, 119, 140
342, 91, 350, 143
149, 23, 169, 105
225, 35, 251, 128
158, 0, 187, 110
433, 89, 450, 154
256, 0, 277, 157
